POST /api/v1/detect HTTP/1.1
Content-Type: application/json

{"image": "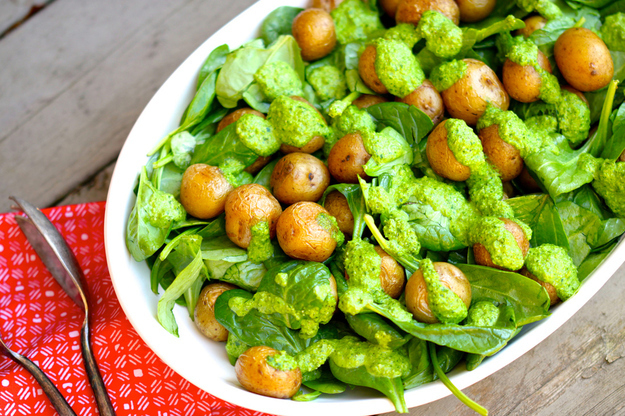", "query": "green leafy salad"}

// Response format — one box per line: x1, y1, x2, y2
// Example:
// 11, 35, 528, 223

125, 0, 625, 413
